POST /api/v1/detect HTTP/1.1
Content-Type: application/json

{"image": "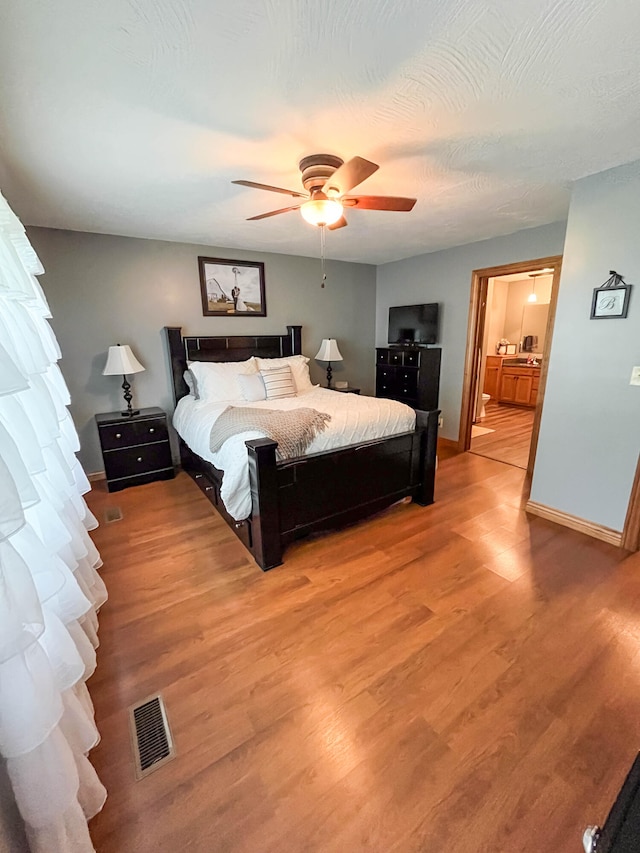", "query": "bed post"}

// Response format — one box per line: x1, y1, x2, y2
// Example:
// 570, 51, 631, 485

164, 326, 189, 404
414, 409, 440, 506
245, 438, 283, 571
286, 325, 302, 356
